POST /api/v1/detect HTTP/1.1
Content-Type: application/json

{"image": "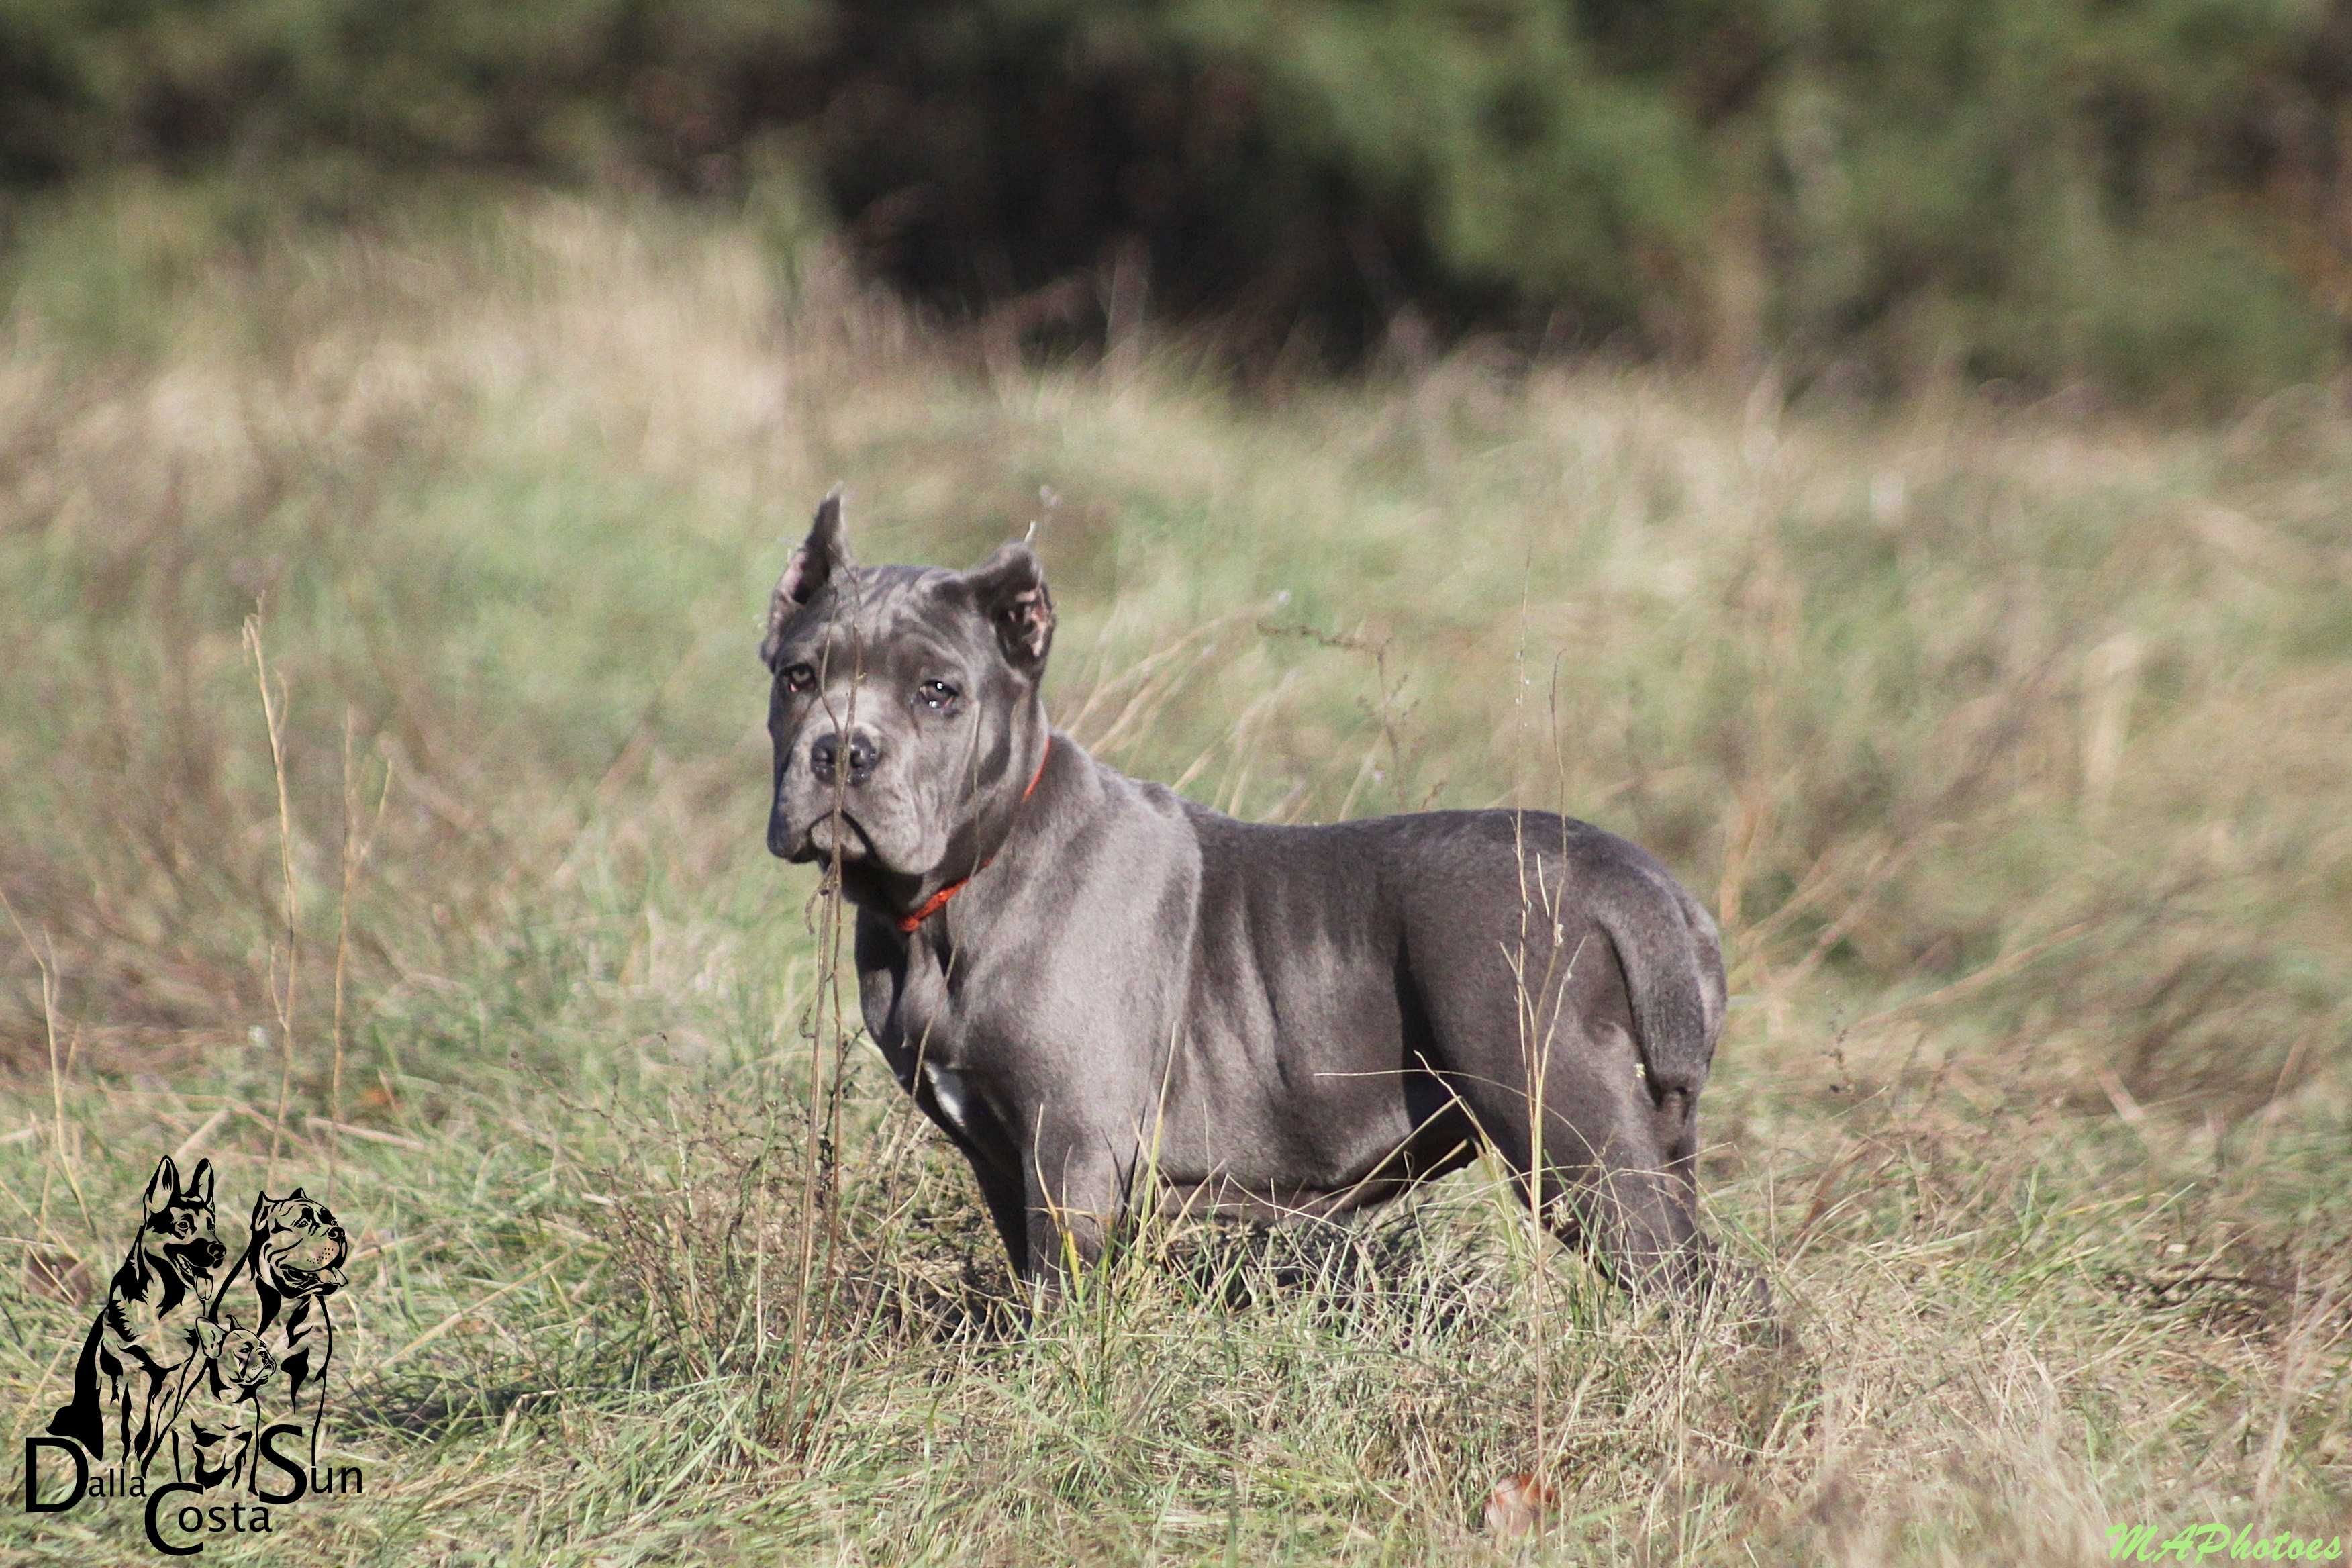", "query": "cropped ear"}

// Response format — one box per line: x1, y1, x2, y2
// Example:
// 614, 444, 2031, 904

762, 487, 852, 669
145, 1156, 180, 1216
196, 1319, 226, 1356
187, 1159, 215, 1208
251, 1191, 275, 1222
957, 541, 1055, 674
